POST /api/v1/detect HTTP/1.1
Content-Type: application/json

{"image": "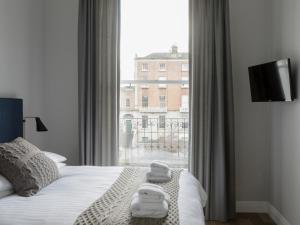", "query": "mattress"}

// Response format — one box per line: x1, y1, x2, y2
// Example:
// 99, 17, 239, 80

0, 166, 205, 225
